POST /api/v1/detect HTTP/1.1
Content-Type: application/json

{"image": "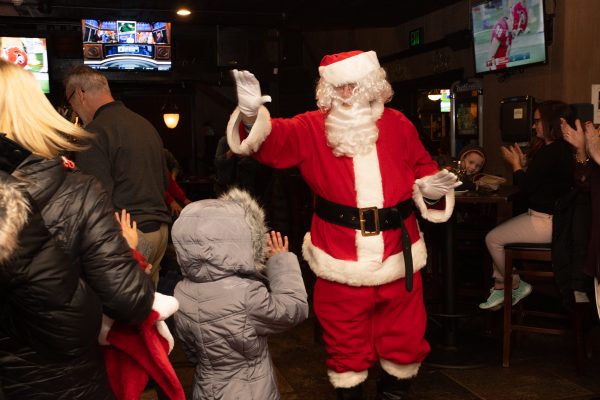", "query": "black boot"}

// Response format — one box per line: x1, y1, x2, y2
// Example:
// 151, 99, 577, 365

375, 371, 411, 400
336, 384, 363, 400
